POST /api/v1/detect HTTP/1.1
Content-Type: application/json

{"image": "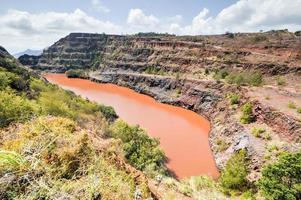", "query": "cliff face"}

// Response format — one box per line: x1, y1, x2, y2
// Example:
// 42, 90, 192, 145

20, 31, 301, 75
